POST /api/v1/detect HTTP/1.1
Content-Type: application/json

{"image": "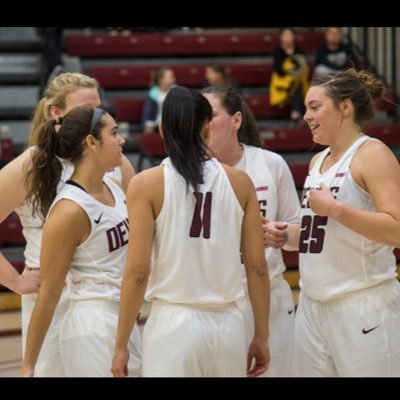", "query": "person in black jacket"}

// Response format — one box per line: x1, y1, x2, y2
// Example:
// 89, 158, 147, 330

314, 27, 360, 77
